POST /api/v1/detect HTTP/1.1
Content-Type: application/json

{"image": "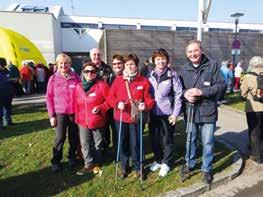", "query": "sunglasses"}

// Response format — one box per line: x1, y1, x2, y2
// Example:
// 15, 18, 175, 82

83, 69, 96, 74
